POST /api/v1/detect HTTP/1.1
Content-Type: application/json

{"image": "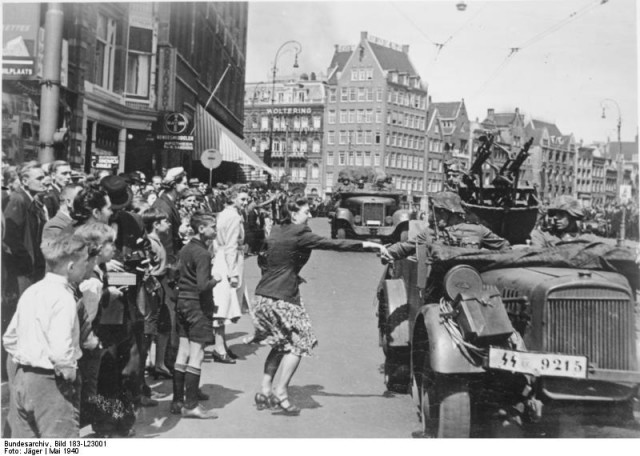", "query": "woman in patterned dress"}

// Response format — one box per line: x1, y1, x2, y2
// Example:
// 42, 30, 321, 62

252, 197, 386, 414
